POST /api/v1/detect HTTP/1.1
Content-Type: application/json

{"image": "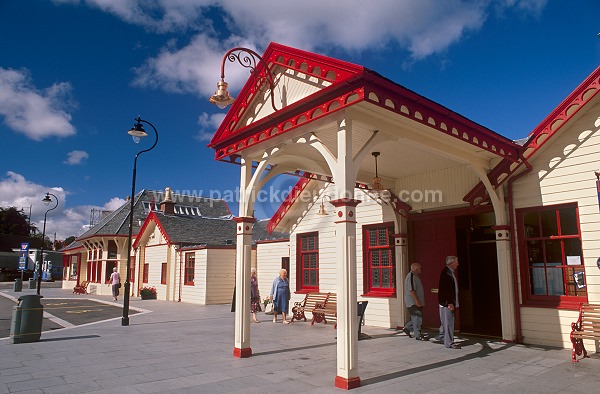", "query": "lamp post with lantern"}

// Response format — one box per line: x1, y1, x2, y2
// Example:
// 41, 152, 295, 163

37, 193, 58, 295
122, 116, 158, 326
